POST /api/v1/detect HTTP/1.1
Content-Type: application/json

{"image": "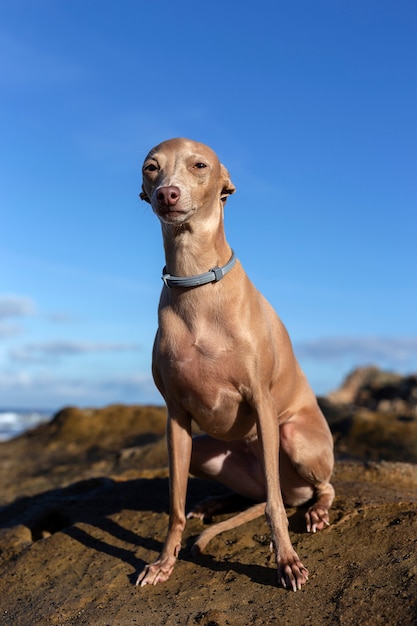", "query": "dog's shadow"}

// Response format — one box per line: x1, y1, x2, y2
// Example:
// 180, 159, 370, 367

0, 475, 307, 588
